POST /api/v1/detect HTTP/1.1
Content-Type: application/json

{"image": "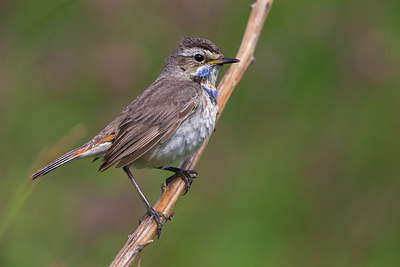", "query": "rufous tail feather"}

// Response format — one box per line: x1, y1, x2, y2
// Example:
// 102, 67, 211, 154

30, 145, 87, 180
